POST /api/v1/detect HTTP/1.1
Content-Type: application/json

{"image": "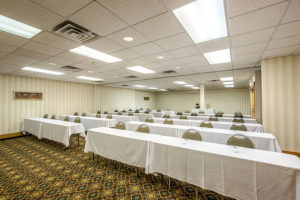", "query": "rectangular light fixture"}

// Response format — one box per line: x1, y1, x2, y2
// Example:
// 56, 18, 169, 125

192, 87, 200, 89
70, 45, 122, 63
203, 49, 231, 64
158, 89, 167, 91
133, 85, 146, 88
225, 85, 234, 88
127, 66, 155, 74
173, 0, 228, 43
223, 81, 234, 85
174, 81, 187, 85
184, 84, 194, 87
148, 87, 158, 90
22, 67, 64, 75
0, 15, 41, 39
77, 76, 102, 81
220, 77, 233, 81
